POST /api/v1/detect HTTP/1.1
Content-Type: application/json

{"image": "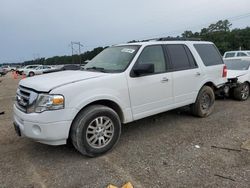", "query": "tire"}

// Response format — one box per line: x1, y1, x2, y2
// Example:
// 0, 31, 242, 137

191, 86, 215, 118
233, 82, 249, 101
70, 105, 121, 157
29, 72, 34, 77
